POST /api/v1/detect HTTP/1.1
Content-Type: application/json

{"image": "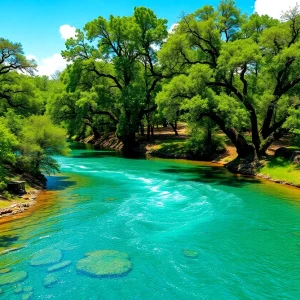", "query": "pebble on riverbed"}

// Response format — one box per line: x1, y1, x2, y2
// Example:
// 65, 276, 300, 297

0, 271, 27, 286
30, 249, 62, 266
44, 274, 59, 287
182, 249, 199, 258
76, 250, 132, 278
48, 260, 72, 272
22, 291, 33, 300
0, 268, 11, 274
